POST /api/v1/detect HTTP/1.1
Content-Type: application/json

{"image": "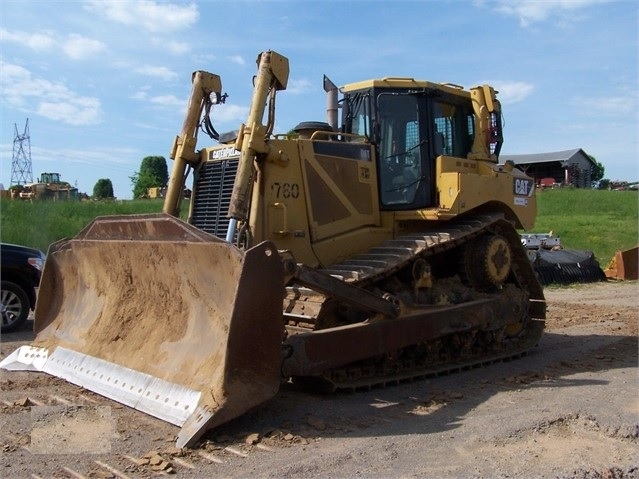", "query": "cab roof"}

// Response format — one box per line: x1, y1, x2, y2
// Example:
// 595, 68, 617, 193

341, 78, 472, 98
